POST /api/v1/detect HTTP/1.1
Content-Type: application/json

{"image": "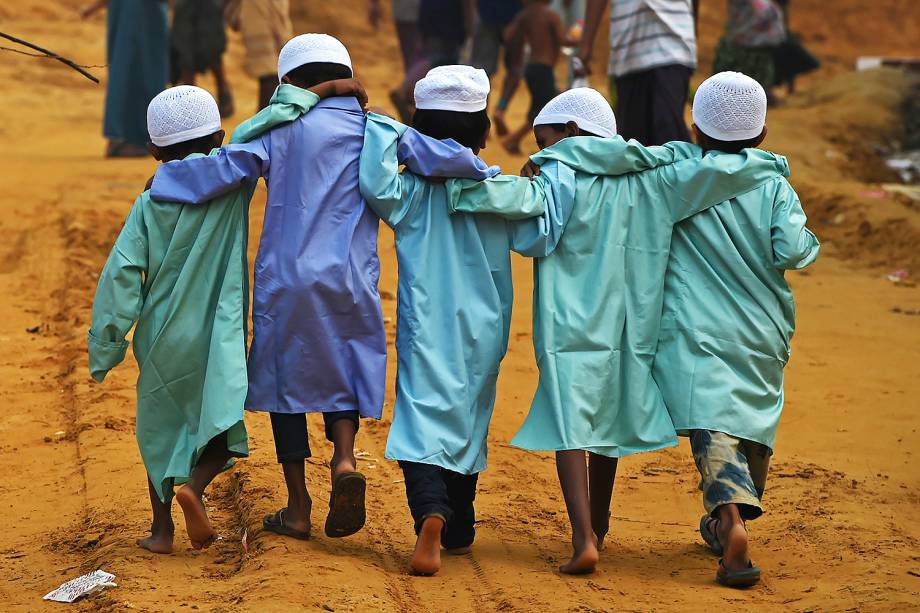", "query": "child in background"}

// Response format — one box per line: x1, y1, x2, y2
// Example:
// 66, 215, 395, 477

653, 72, 819, 588
88, 86, 250, 554
151, 35, 382, 542
446, 87, 791, 574
501, 0, 569, 154
359, 65, 570, 576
